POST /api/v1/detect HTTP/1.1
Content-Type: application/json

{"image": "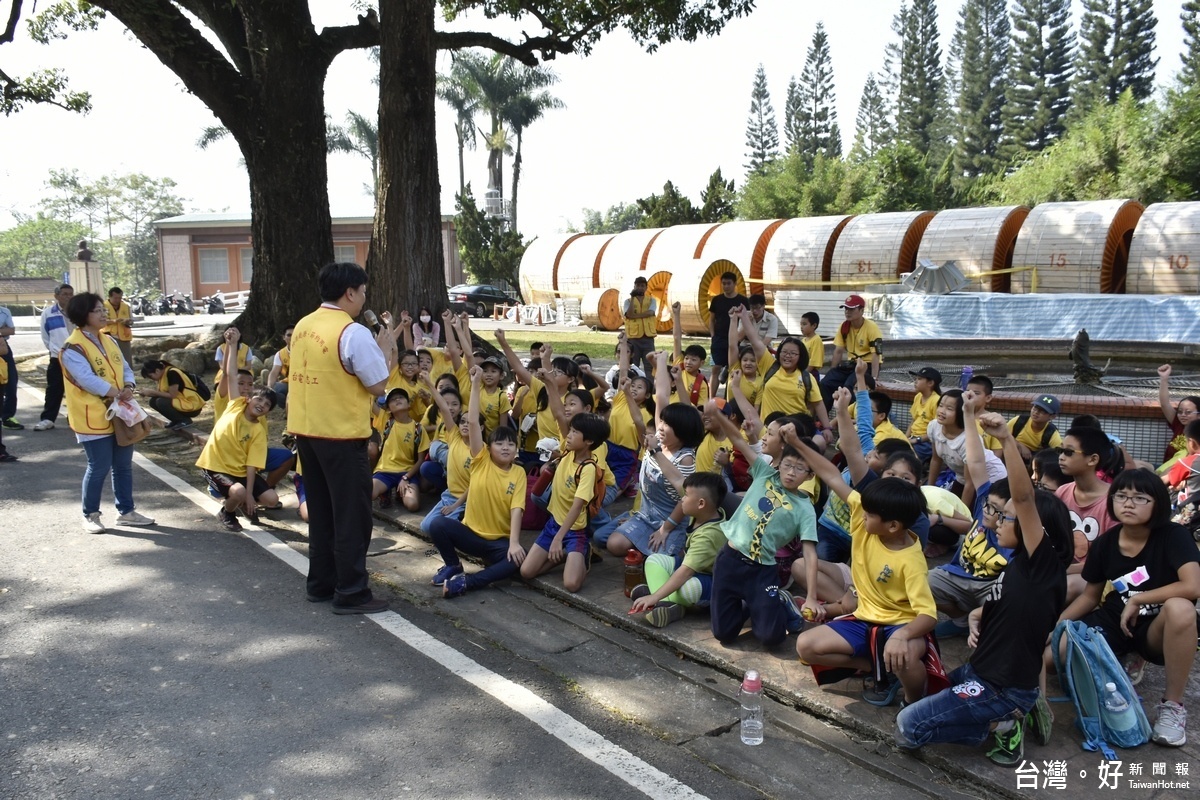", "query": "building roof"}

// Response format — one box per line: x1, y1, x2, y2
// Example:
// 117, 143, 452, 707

0, 277, 59, 295
154, 212, 456, 229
